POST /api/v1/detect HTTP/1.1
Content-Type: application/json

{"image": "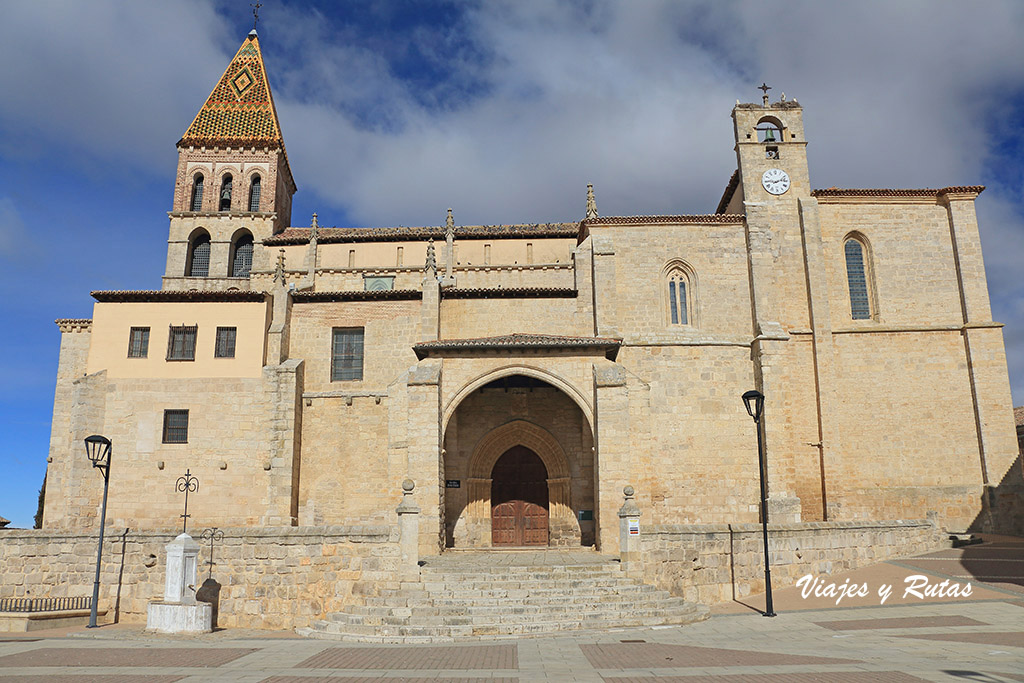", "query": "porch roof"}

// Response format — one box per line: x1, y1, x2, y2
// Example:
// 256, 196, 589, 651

413, 333, 621, 360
